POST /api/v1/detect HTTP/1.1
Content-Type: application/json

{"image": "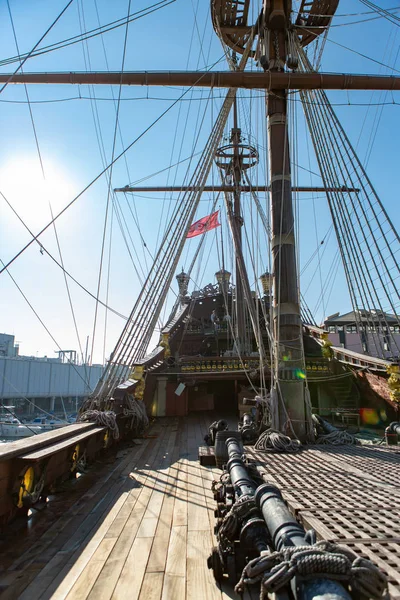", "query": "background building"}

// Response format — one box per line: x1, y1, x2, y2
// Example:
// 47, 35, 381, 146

0, 333, 103, 416
0, 334, 19, 358
324, 310, 400, 360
